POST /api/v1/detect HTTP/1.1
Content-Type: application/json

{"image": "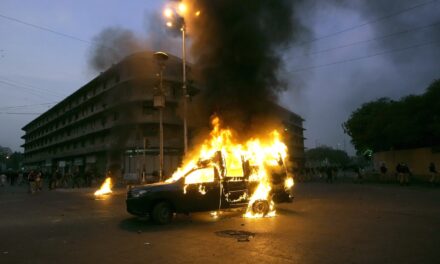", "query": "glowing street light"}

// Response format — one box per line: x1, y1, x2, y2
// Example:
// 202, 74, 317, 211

178, 3, 187, 14
162, 5, 190, 155
164, 8, 173, 18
